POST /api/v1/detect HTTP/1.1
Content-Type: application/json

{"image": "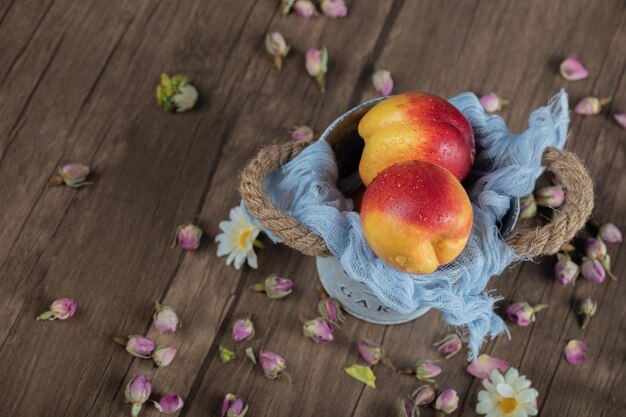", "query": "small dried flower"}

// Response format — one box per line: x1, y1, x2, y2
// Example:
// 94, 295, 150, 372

318, 297, 345, 326
154, 302, 180, 333
232, 316, 255, 341
344, 364, 376, 388
250, 274, 293, 298
564, 339, 587, 365
305, 47, 328, 92
466, 354, 510, 379
535, 185, 565, 208
319, 0, 347, 17
153, 393, 184, 414
614, 113, 626, 130
434, 388, 459, 414
372, 69, 393, 96
294, 0, 316, 18
245, 347, 257, 364
505, 302, 548, 327
577, 296, 597, 330
280, 0, 295, 15
156, 73, 198, 113
125, 375, 151, 417
581, 258, 606, 284
412, 385, 436, 407
554, 252, 580, 286
221, 393, 249, 417
50, 163, 93, 188
36, 298, 77, 321
115, 335, 157, 359
175, 224, 203, 251
585, 237, 607, 260
433, 334, 462, 359
598, 223, 623, 243
152, 346, 177, 367
259, 349, 289, 380
519, 194, 537, 219
416, 360, 442, 382
479, 93, 508, 113
302, 317, 334, 343
398, 399, 417, 417
559, 58, 589, 81
265, 32, 290, 71
290, 125, 315, 142
357, 339, 382, 365
574, 97, 611, 116
219, 346, 236, 363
